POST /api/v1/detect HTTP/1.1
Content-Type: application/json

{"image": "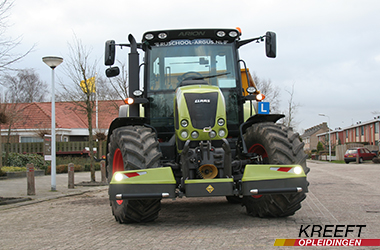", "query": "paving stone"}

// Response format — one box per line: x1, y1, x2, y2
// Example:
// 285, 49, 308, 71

0, 162, 379, 249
